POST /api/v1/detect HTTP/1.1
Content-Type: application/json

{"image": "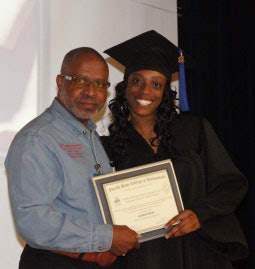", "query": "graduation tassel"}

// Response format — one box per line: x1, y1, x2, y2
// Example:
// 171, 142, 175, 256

178, 49, 190, 111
